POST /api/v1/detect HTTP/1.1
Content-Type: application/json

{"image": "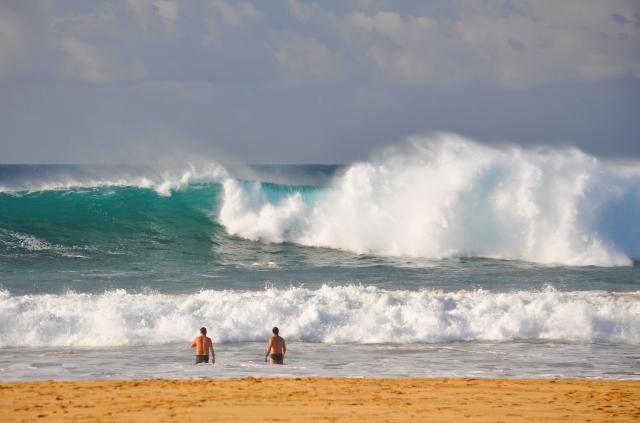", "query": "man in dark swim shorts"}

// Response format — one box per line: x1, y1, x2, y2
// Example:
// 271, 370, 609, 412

195, 354, 209, 364
265, 327, 286, 364
269, 353, 284, 362
191, 327, 215, 365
